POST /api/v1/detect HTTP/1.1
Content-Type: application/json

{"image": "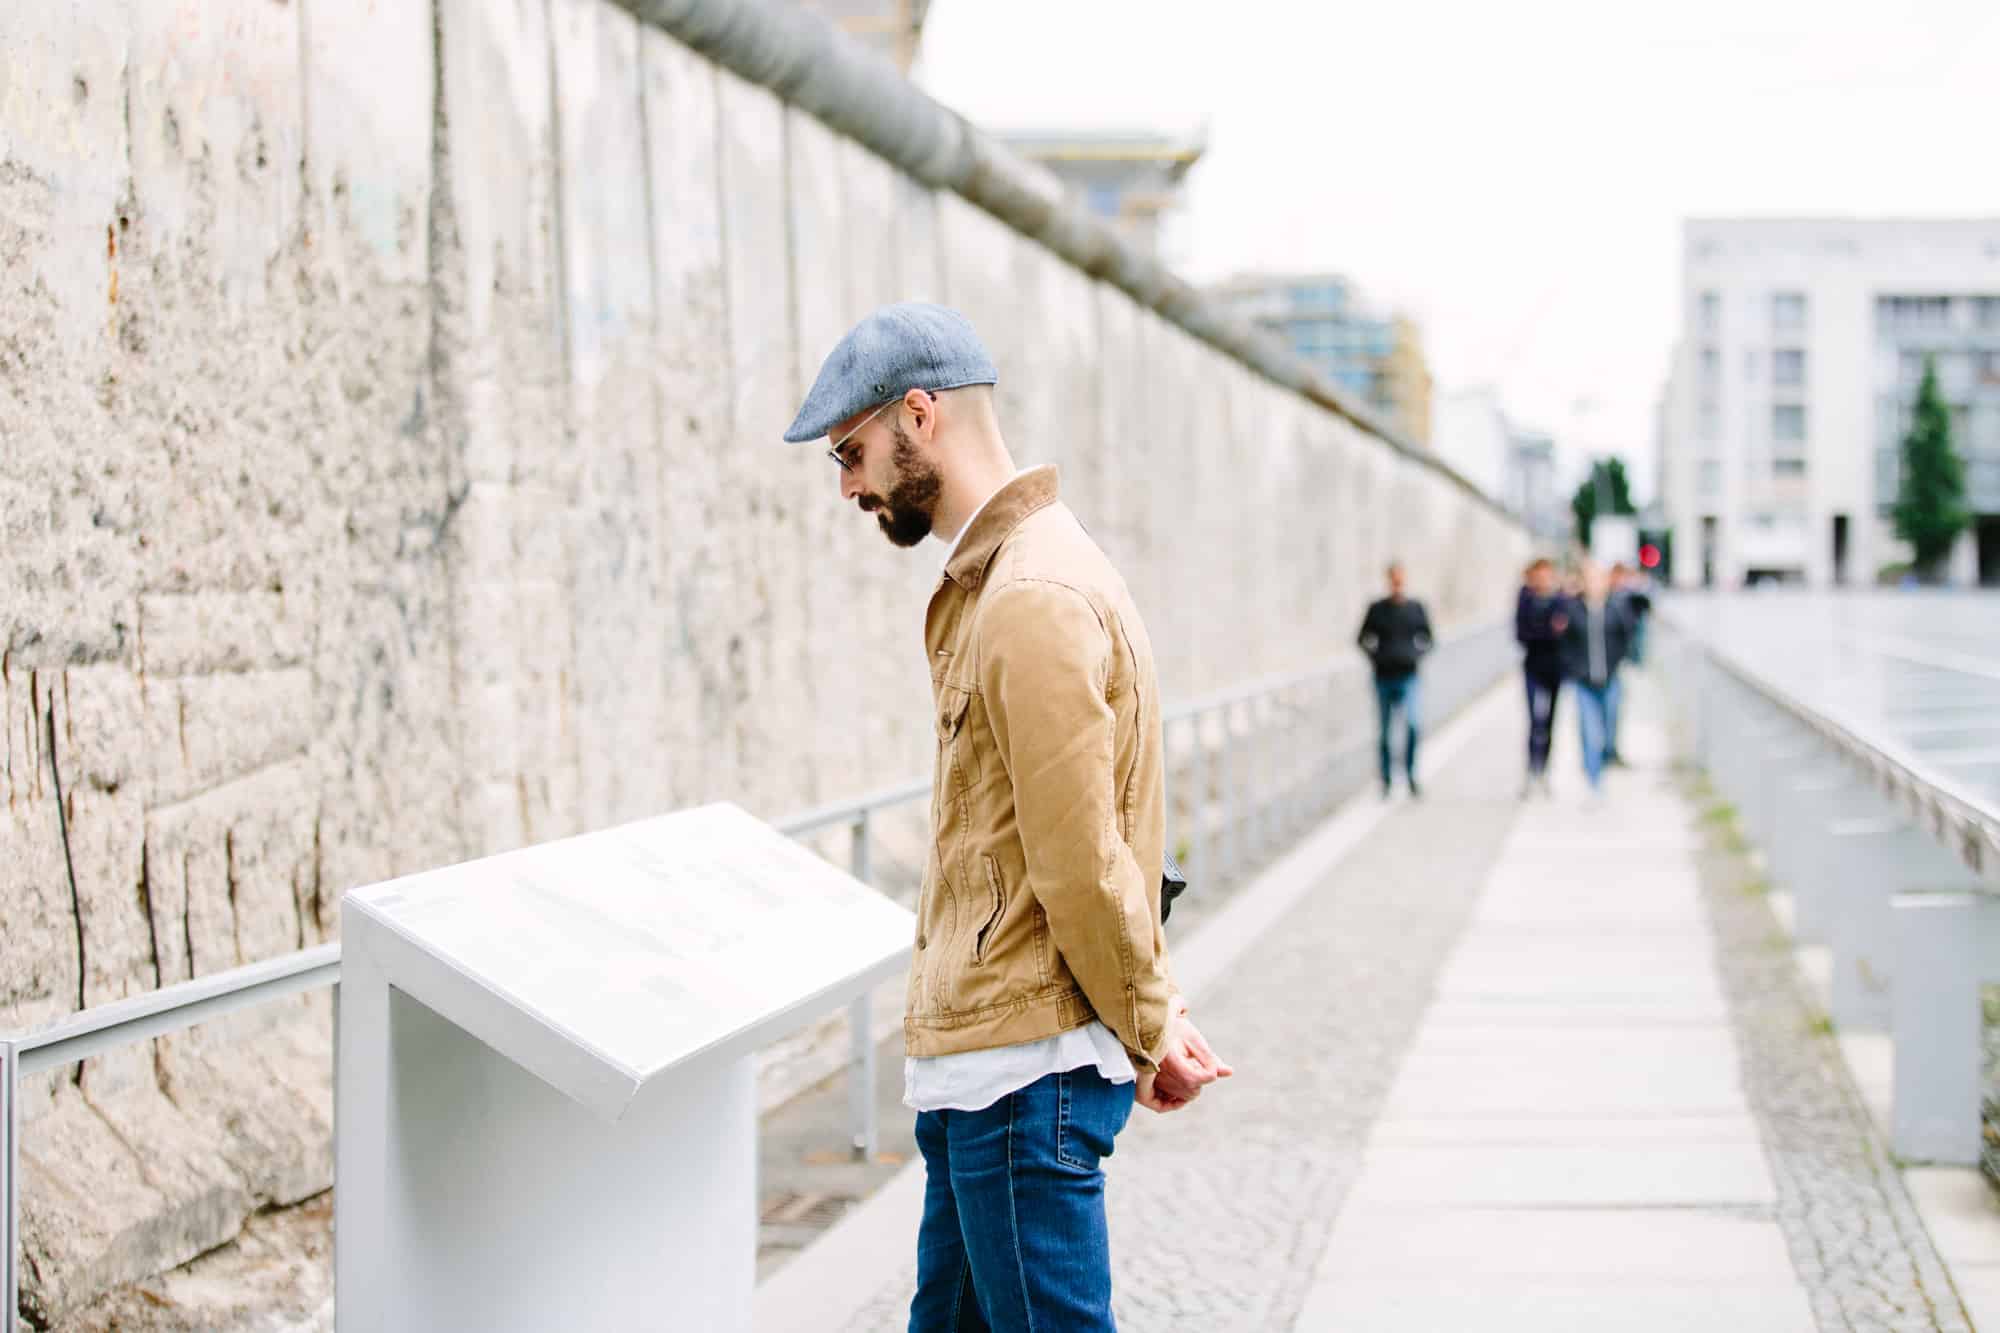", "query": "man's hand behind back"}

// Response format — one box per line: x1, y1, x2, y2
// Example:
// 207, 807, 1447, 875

1136, 1011, 1233, 1114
